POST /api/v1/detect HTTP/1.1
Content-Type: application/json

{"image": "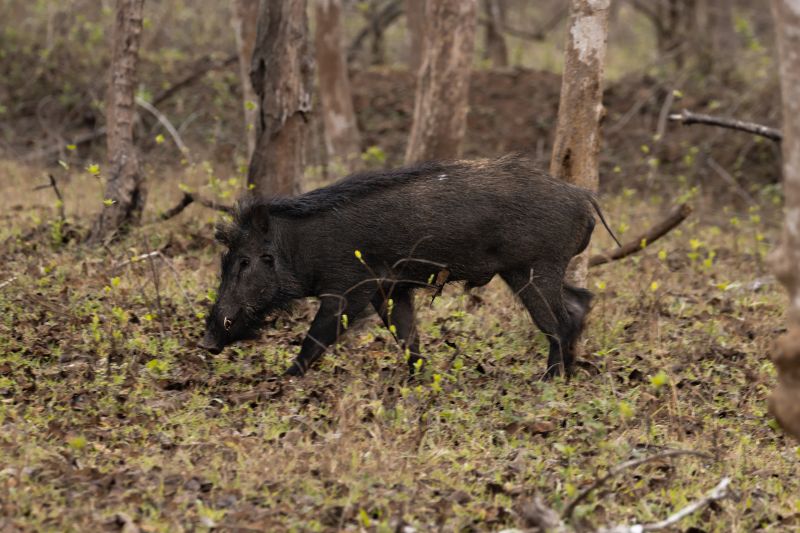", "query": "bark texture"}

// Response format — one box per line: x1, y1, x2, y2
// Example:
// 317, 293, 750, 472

549, 0, 610, 286
404, 0, 425, 73
768, 0, 800, 441
231, 0, 259, 160
88, 0, 145, 245
248, 0, 314, 195
404, 0, 478, 163
314, 0, 362, 171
